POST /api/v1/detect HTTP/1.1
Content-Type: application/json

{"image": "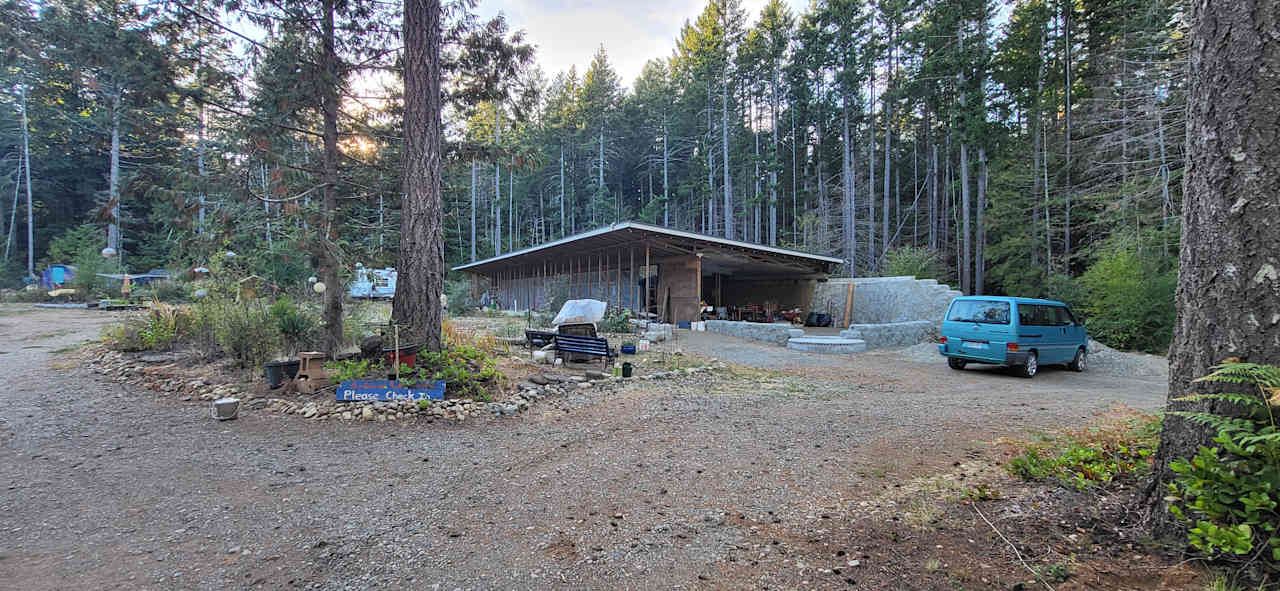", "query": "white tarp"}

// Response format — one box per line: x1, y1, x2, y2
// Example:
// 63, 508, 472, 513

553, 299, 607, 326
